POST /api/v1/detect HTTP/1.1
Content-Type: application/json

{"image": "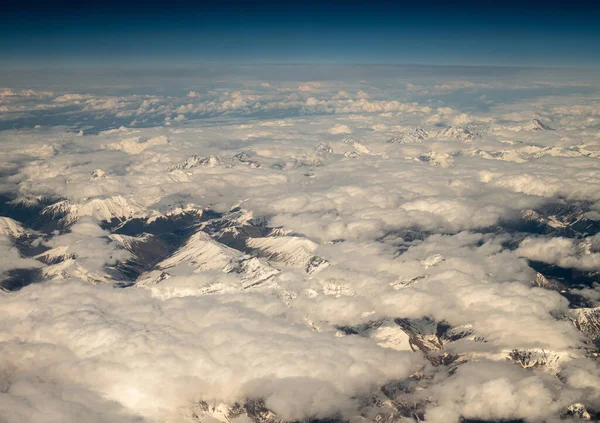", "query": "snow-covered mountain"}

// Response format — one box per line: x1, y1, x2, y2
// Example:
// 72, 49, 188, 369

168, 154, 222, 171
246, 235, 329, 272
232, 152, 261, 168
572, 307, 600, 343
436, 125, 479, 141
0, 216, 28, 238
41, 195, 146, 228
386, 127, 428, 144
528, 118, 554, 131
415, 151, 455, 168
136, 230, 279, 293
